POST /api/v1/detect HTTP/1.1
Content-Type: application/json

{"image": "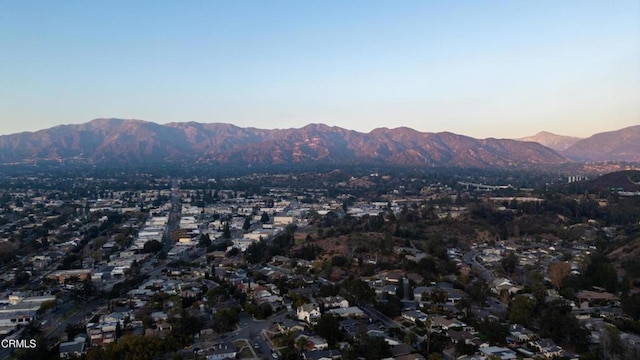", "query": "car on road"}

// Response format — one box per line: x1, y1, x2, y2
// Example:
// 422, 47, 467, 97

253, 343, 260, 349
